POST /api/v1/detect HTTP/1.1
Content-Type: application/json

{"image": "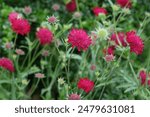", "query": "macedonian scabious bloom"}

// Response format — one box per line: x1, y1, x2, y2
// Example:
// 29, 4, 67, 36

8, 12, 19, 23
92, 7, 107, 16
104, 46, 115, 55
36, 28, 53, 45
126, 31, 144, 55
68, 93, 81, 100
77, 78, 94, 93
11, 18, 30, 35
66, 0, 76, 12
116, 0, 132, 8
111, 32, 127, 47
139, 70, 147, 85
0, 57, 15, 72
68, 29, 92, 51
